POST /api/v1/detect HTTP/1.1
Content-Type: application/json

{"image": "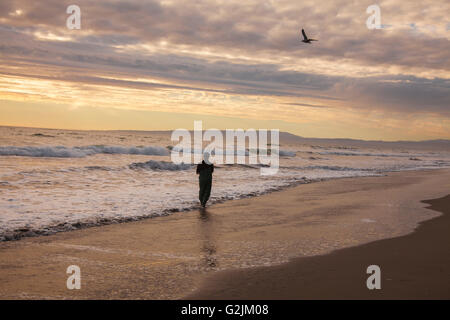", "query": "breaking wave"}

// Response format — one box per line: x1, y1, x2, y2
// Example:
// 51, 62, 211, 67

0, 145, 169, 158
129, 160, 192, 171
171, 147, 296, 157
278, 150, 296, 157
317, 150, 427, 157
304, 165, 375, 171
